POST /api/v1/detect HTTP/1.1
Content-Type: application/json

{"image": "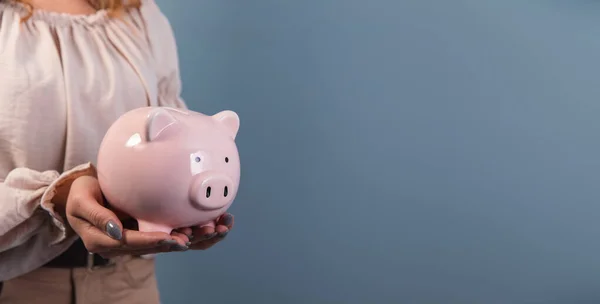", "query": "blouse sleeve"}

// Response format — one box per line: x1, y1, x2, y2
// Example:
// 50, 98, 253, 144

0, 163, 96, 280
141, 0, 188, 110
0, 164, 95, 252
